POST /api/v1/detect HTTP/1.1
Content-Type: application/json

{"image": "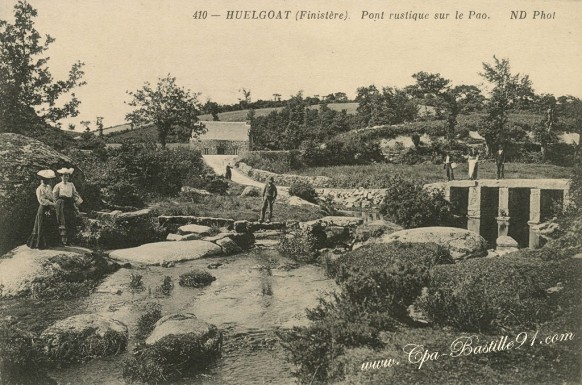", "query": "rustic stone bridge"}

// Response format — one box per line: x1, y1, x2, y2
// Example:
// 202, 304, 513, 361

429, 179, 570, 248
